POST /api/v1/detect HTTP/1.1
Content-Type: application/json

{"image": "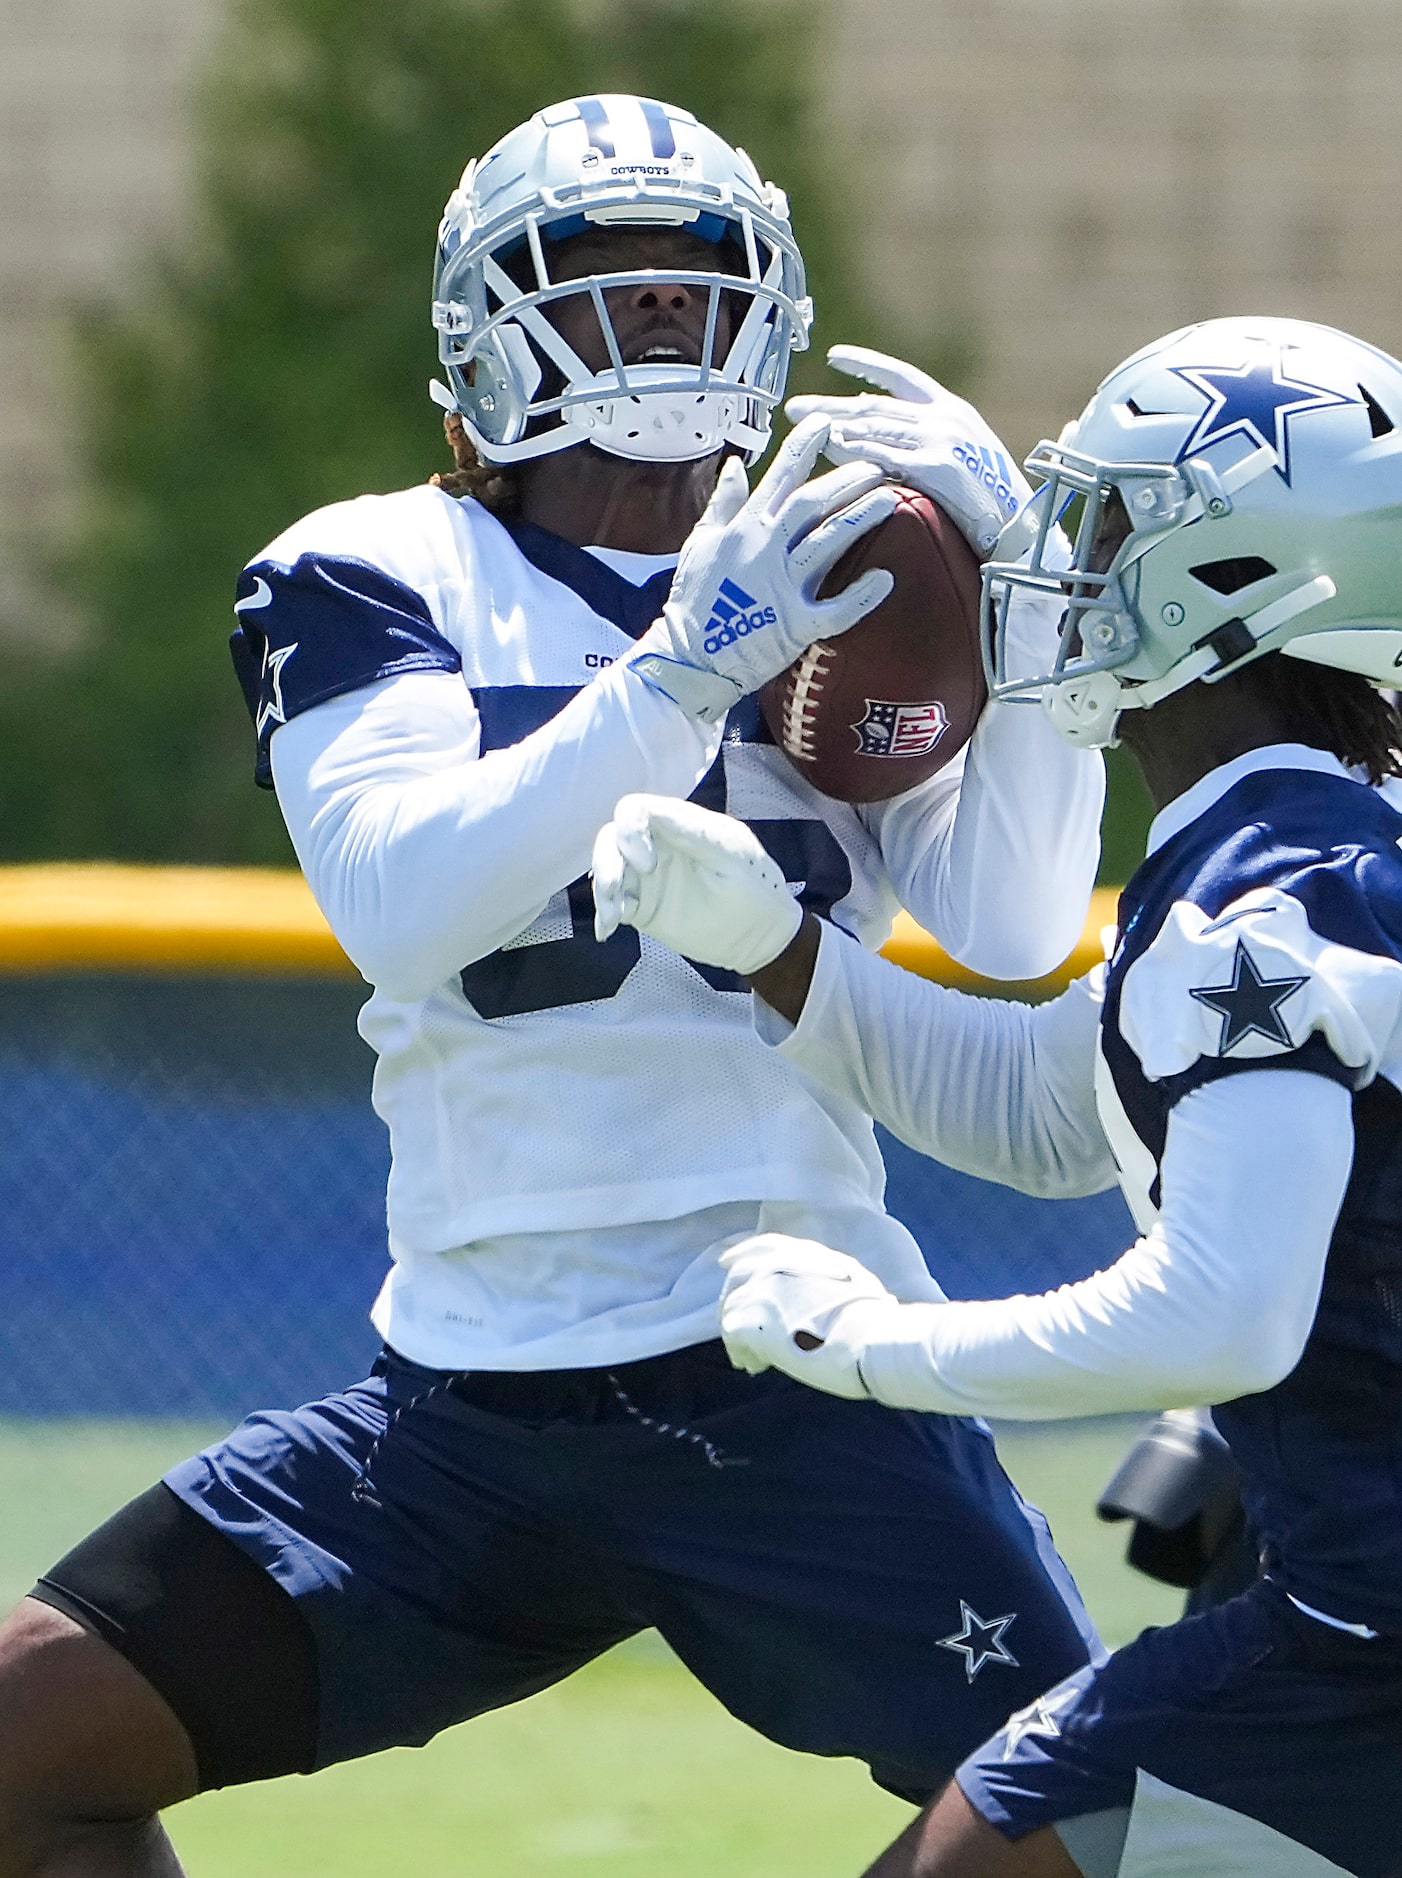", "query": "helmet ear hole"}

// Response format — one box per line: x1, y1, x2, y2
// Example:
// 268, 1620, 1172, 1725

1188, 556, 1277, 597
